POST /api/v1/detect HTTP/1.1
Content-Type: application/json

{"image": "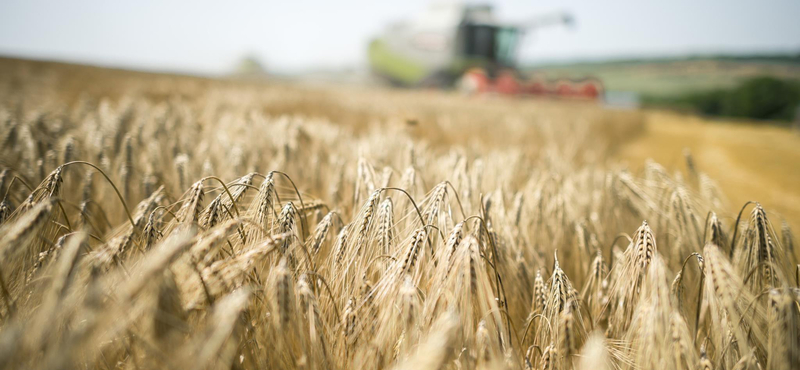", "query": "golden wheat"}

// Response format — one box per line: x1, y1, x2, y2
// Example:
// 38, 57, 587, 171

0, 59, 797, 370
